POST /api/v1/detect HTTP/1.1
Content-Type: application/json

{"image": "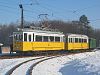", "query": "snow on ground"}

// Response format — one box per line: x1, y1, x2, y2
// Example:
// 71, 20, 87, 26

0, 50, 100, 75
32, 50, 100, 75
